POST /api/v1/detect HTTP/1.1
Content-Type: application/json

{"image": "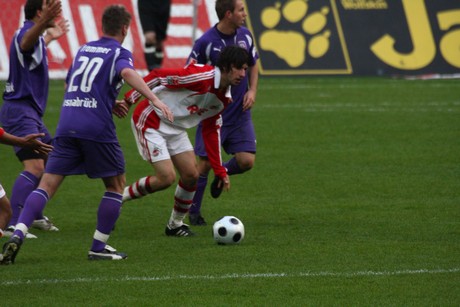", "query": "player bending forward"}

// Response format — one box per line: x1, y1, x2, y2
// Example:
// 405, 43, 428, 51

122, 46, 249, 237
